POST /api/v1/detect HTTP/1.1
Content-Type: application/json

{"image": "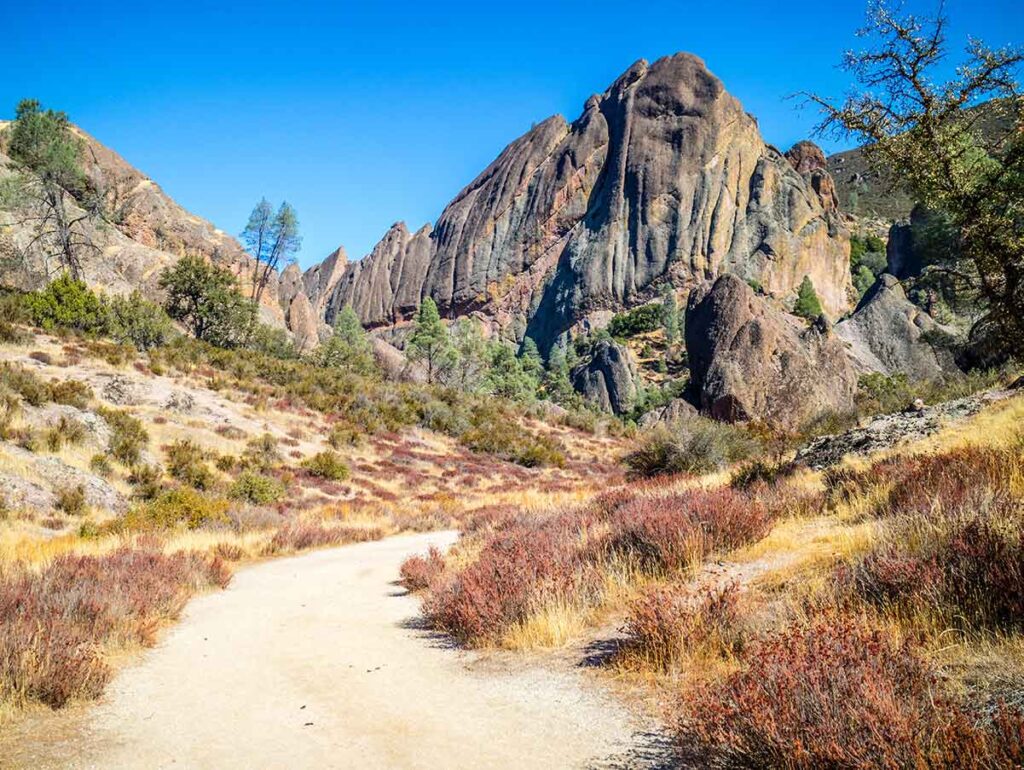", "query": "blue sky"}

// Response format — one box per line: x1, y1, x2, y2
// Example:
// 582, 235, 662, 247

3, 1, 1021, 268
